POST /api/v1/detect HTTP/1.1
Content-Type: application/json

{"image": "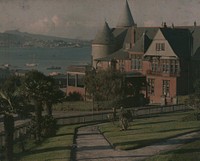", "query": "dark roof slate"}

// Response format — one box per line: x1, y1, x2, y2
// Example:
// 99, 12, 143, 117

160, 28, 191, 59
117, 0, 135, 27
129, 32, 151, 53
95, 48, 129, 61
92, 22, 115, 45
